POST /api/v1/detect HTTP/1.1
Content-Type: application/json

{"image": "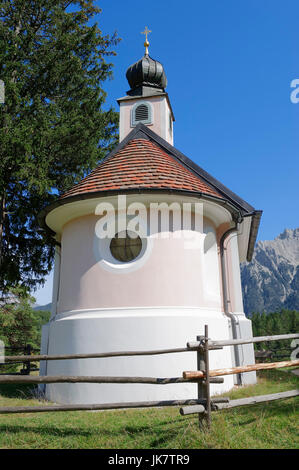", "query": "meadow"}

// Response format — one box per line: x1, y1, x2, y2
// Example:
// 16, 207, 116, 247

0, 369, 298, 449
